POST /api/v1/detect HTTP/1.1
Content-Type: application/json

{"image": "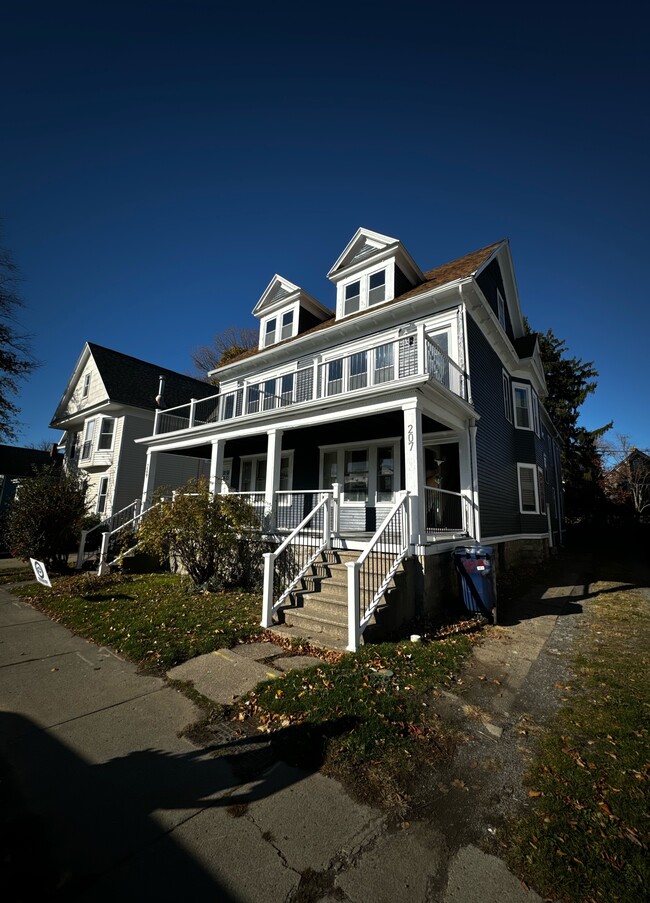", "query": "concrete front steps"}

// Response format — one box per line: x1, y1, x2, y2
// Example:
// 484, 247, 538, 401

274, 549, 404, 651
